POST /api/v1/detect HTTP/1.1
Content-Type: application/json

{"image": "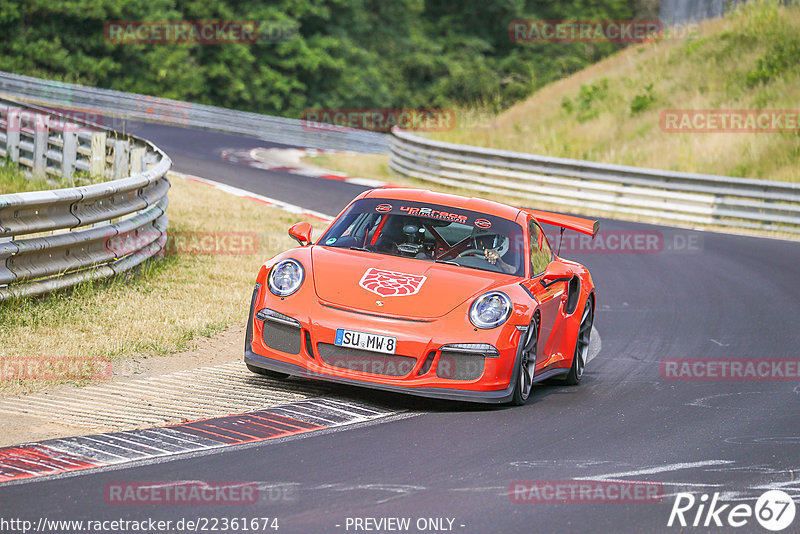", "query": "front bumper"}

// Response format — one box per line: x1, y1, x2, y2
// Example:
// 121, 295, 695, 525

245, 349, 516, 403
244, 284, 525, 404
